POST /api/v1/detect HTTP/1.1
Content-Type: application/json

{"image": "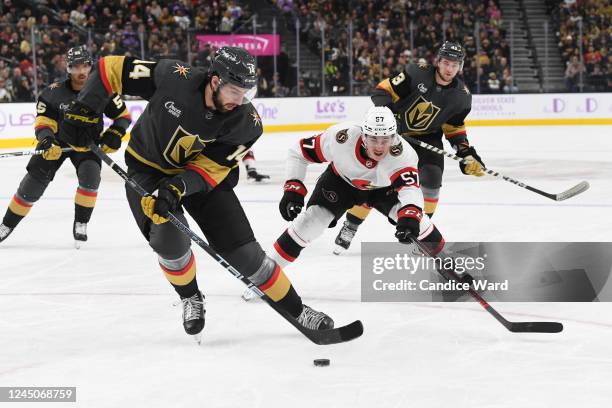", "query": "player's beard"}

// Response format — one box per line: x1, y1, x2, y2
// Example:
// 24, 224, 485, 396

211, 85, 228, 113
